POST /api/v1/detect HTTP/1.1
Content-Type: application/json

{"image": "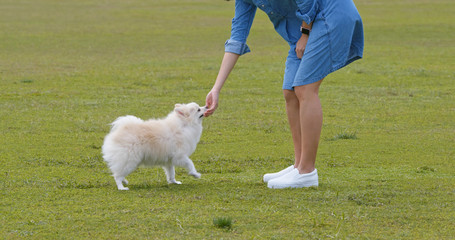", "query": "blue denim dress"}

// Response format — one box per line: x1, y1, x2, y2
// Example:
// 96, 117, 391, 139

225, 0, 364, 89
